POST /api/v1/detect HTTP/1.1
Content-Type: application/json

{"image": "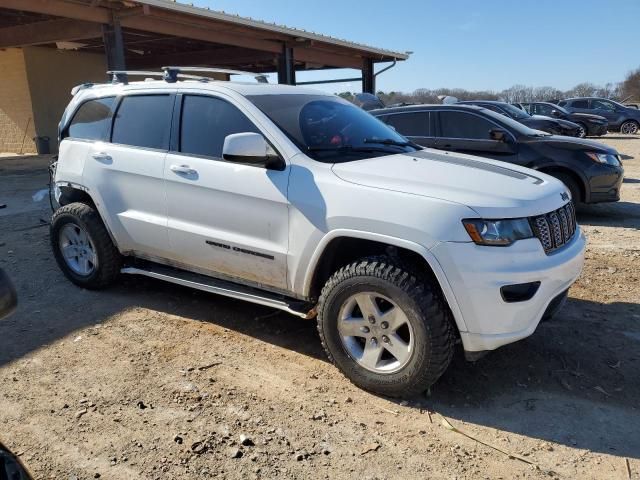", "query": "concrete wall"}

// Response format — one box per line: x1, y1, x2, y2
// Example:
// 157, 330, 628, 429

24, 46, 107, 154
0, 48, 36, 154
